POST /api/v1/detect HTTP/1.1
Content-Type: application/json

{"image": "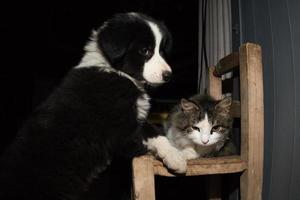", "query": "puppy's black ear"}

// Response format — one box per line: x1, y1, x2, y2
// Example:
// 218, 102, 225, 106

97, 16, 133, 65
163, 25, 173, 55
159, 22, 173, 56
